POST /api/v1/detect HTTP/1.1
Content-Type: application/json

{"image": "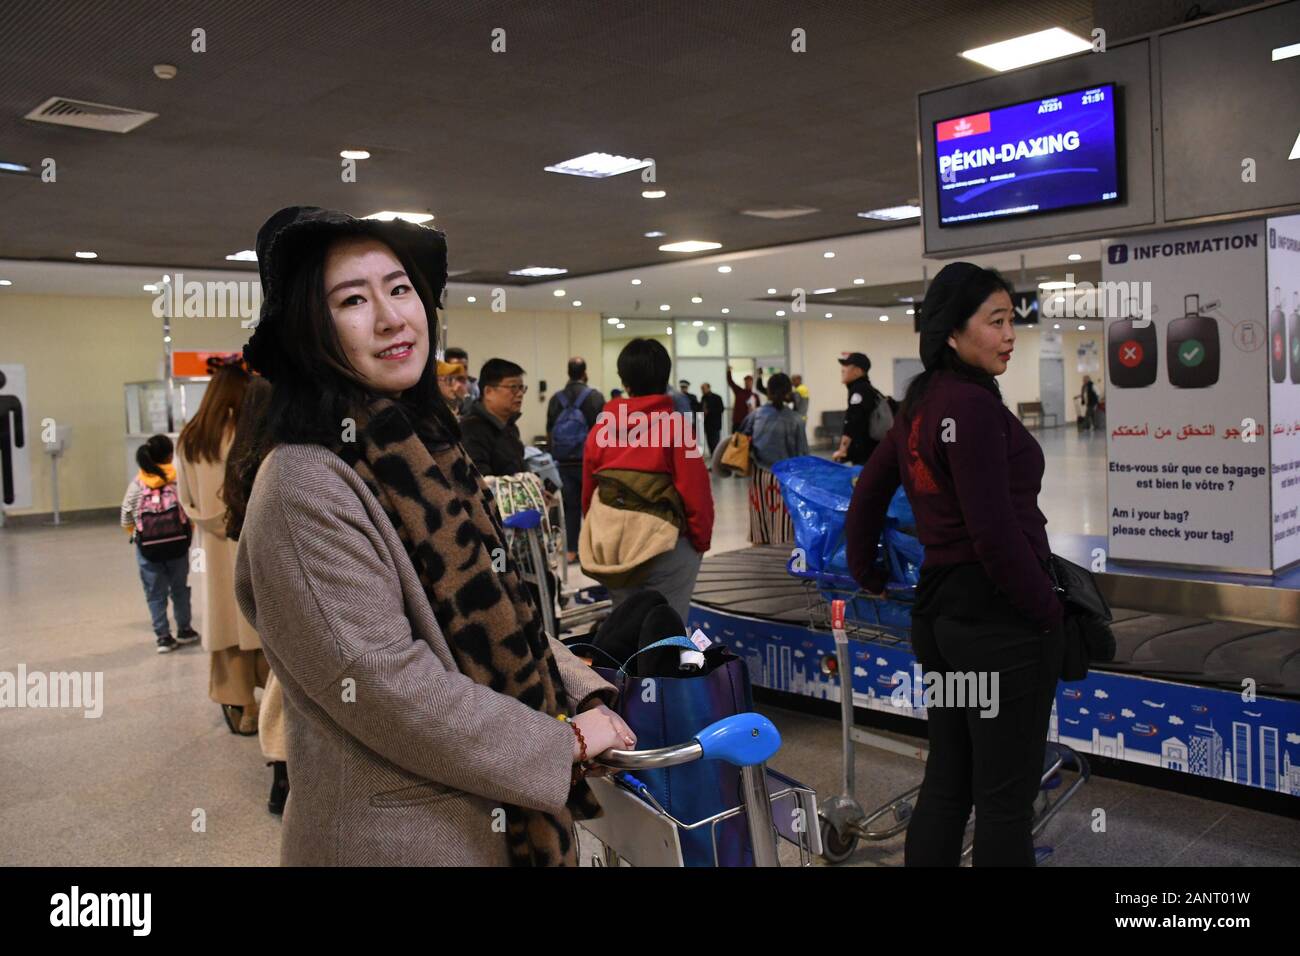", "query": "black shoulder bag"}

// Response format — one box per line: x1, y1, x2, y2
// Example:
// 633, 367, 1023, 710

1047, 553, 1117, 681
